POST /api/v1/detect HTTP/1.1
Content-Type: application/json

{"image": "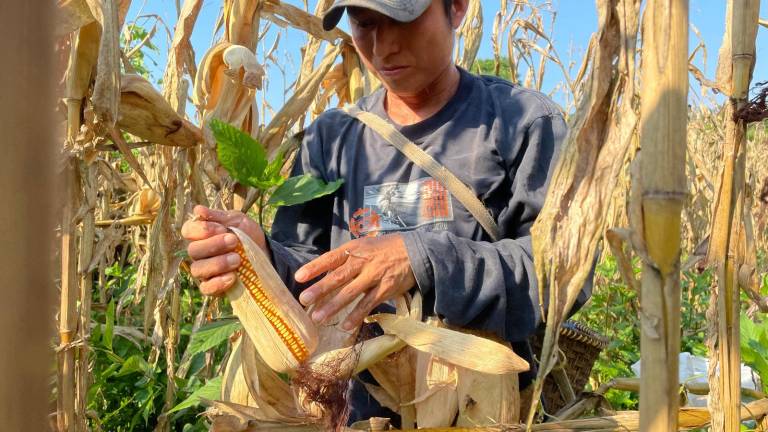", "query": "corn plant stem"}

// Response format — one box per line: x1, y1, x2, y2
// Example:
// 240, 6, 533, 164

706, 1, 760, 429
76, 161, 97, 431
59, 155, 82, 432
637, 1, 689, 431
